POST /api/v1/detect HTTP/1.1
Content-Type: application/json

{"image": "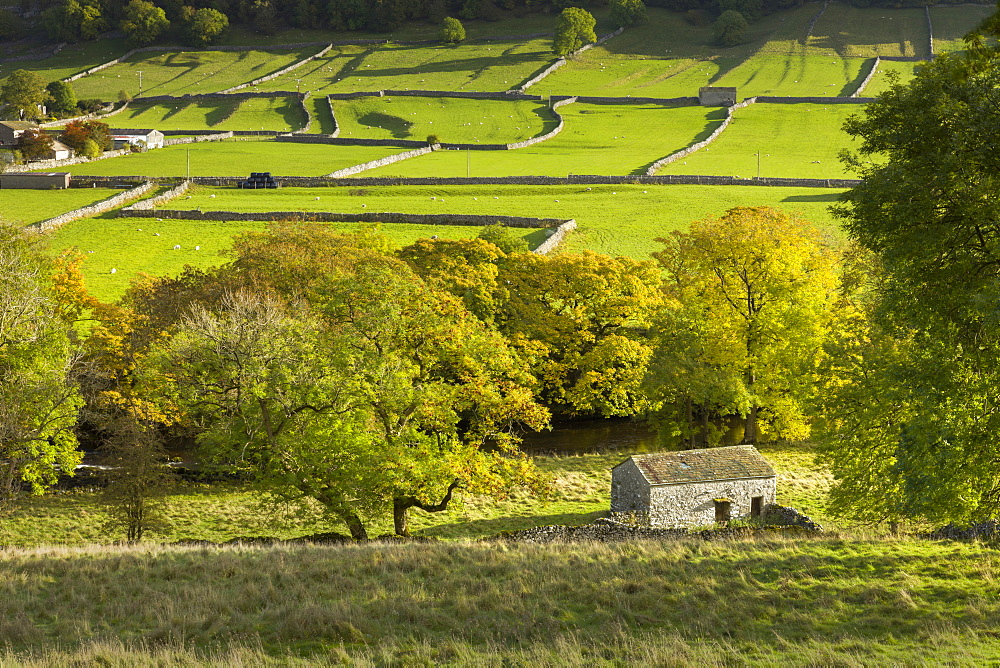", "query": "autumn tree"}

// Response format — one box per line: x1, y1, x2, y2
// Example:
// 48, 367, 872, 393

18, 129, 54, 161
0, 69, 49, 120
648, 207, 840, 446
818, 10, 1000, 524
553, 8, 596, 56
0, 224, 83, 513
